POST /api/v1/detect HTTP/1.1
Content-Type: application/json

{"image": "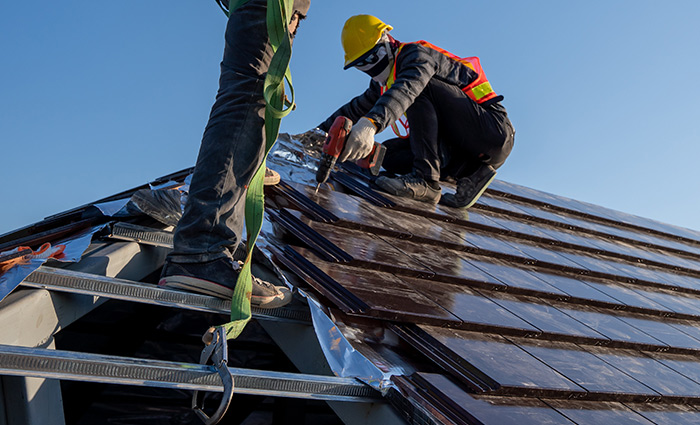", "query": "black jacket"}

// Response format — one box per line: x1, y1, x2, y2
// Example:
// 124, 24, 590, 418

319, 42, 502, 133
